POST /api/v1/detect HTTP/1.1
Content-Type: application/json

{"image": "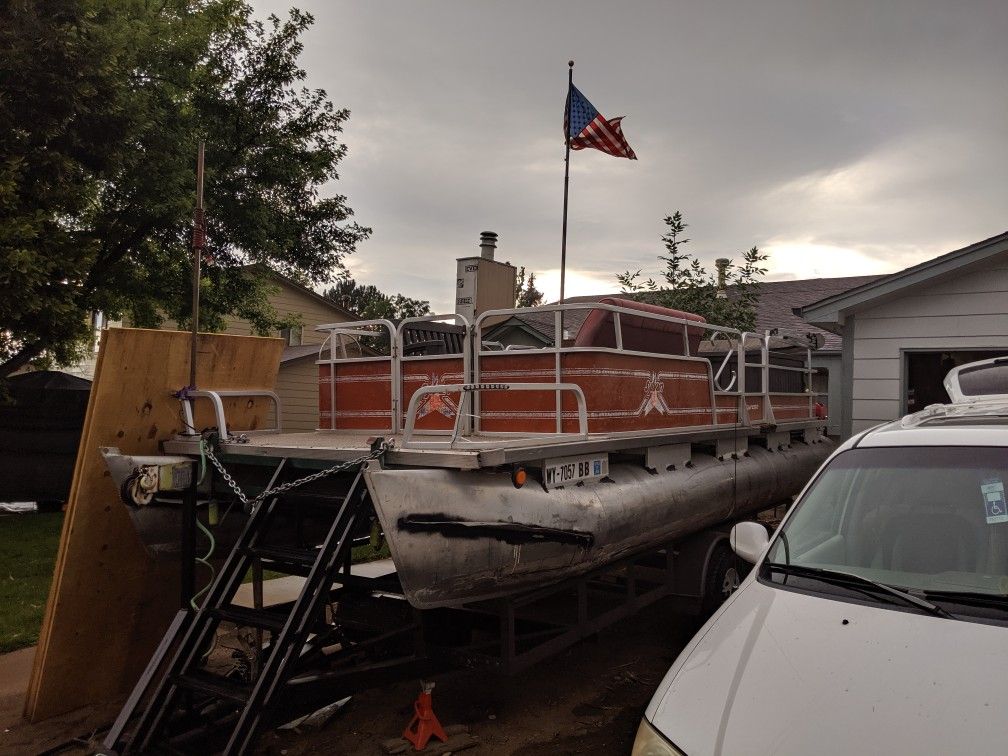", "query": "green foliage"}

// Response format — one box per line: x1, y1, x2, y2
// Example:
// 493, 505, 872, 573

618, 211, 768, 331
324, 277, 431, 321
514, 266, 545, 308
0, 513, 64, 652
0, 1, 370, 376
